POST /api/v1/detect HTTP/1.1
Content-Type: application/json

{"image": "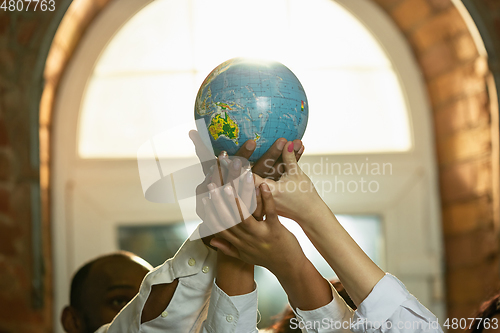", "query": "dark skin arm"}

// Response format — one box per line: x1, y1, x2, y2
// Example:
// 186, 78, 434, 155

141, 138, 301, 323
